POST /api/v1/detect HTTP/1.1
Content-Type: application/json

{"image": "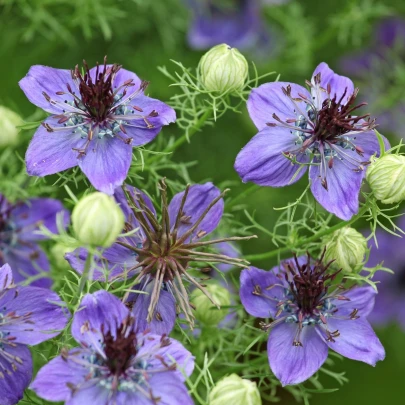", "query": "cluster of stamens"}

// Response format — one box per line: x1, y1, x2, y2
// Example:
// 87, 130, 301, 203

267, 73, 377, 190
254, 251, 360, 347
41, 56, 159, 157
117, 180, 255, 328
